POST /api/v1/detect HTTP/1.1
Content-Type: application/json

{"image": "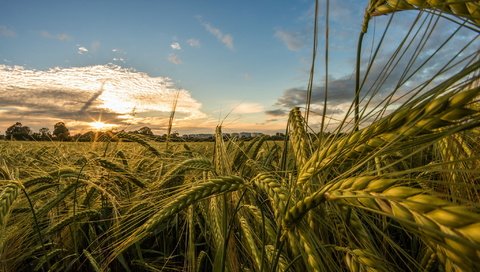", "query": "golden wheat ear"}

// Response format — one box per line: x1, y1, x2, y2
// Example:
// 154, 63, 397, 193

368, 0, 480, 25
